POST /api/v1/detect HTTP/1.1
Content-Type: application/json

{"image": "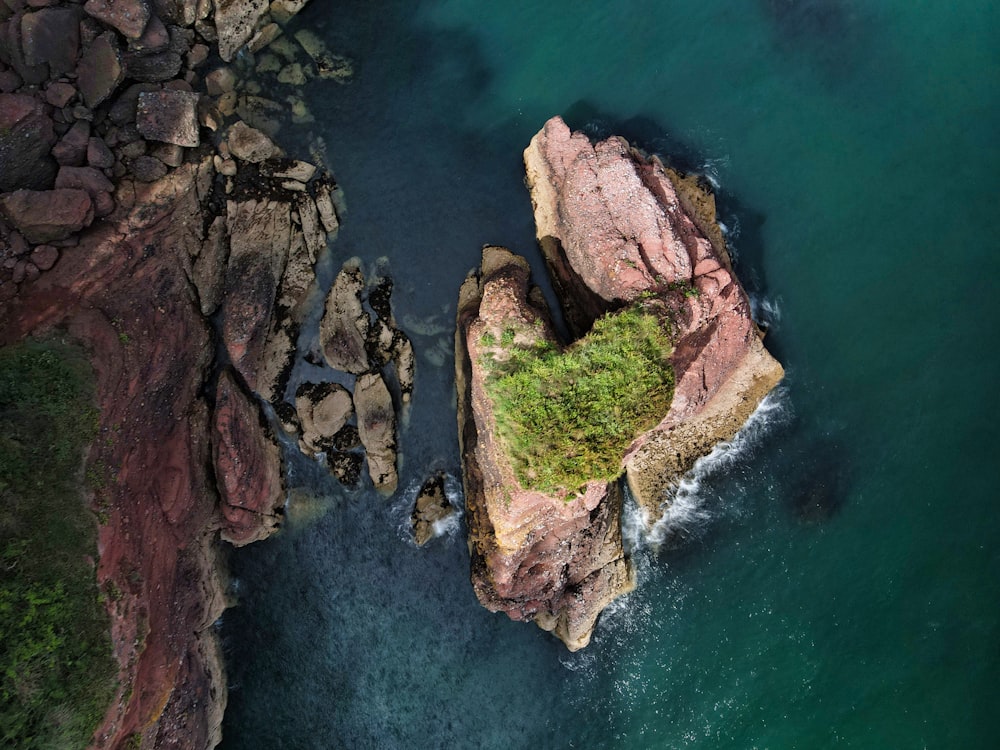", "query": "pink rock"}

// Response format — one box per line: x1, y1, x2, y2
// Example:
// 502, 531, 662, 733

45, 81, 78, 108
213, 369, 284, 546
21, 6, 81, 75
52, 120, 91, 166
55, 165, 115, 198
0, 188, 94, 243
76, 30, 124, 108
129, 11, 168, 52
136, 89, 200, 147
87, 136, 115, 168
